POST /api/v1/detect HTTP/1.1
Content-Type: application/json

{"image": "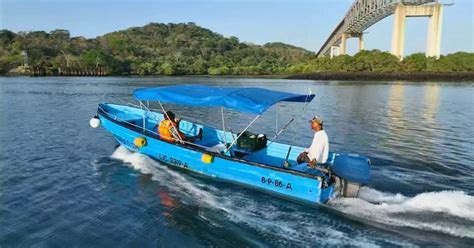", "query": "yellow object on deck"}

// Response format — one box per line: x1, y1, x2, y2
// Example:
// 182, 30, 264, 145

201, 153, 213, 164
134, 137, 147, 147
